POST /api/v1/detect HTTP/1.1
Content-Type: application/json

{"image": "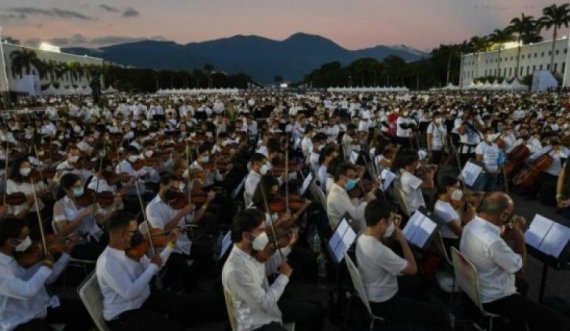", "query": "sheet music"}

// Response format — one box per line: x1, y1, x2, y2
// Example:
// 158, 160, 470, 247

525, 214, 552, 249
460, 161, 482, 187
402, 211, 437, 249
525, 214, 570, 258
299, 173, 313, 197
220, 231, 232, 258
328, 217, 357, 263
379, 169, 397, 192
